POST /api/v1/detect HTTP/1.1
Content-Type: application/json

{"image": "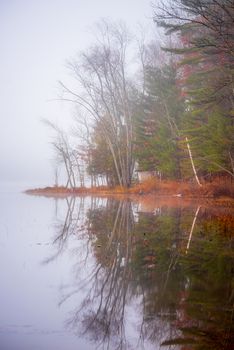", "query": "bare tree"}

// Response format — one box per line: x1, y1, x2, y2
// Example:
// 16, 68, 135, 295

60, 20, 138, 188
44, 120, 85, 188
